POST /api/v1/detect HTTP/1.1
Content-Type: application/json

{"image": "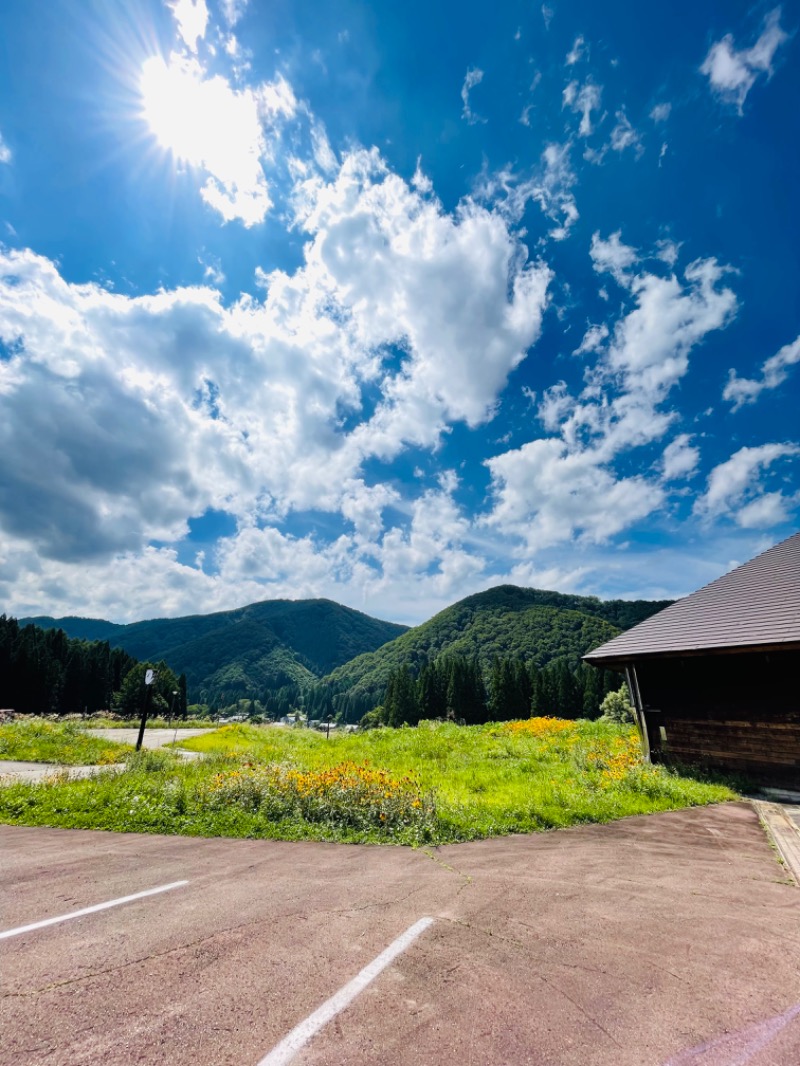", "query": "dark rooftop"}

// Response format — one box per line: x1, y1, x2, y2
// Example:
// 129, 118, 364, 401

585, 531, 800, 665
